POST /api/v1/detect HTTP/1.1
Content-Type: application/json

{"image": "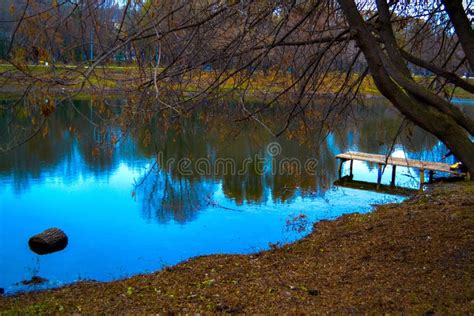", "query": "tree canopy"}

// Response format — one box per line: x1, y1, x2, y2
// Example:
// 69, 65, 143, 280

1, 0, 473, 172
